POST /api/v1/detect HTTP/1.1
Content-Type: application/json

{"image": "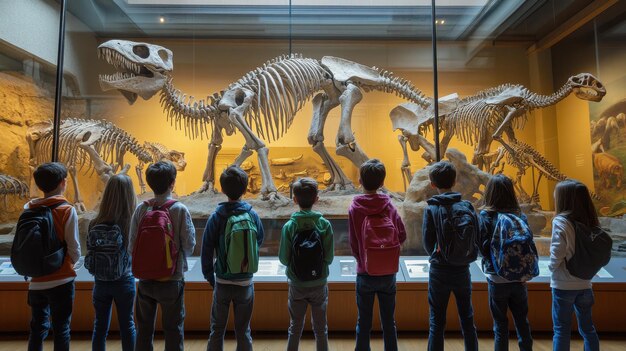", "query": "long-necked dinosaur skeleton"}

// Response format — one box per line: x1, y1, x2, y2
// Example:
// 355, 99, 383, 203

97, 40, 430, 203
0, 173, 29, 206
27, 118, 186, 211
391, 74, 606, 203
